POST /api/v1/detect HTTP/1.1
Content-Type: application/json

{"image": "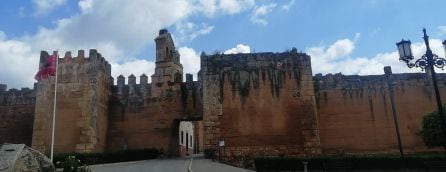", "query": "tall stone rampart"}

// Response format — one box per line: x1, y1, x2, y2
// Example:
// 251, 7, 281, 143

0, 85, 35, 146
106, 73, 202, 156
201, 48, 321, 164
31, 50, 112, 155
106, 29, 202, 156
315, 72, 446, 154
